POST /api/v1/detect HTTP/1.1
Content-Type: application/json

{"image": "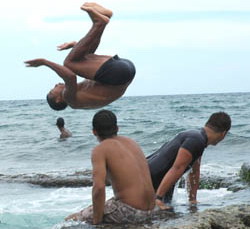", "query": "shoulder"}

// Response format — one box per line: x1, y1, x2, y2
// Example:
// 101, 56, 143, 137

92, 138, 118, 154
91, 144, 107, 164
181, 129, 205, 143
183, 137, 205, 150
91, 139, 118, 162
181, 130, 206, 151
